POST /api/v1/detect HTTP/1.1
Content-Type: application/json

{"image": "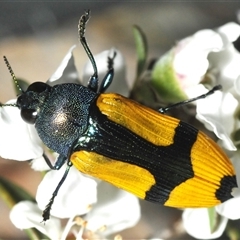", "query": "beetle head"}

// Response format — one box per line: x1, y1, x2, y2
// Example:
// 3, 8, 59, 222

16, 82, 52, 124
3, 56, 52, 125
